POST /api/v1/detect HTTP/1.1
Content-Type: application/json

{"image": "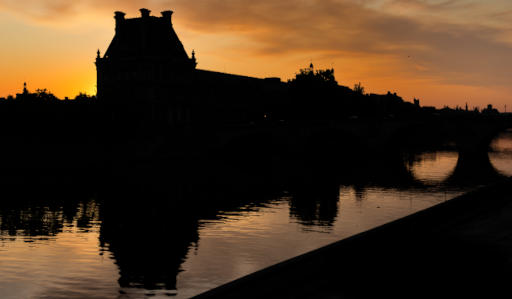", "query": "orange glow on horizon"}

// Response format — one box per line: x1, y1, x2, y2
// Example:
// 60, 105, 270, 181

0, 2, 511, 110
